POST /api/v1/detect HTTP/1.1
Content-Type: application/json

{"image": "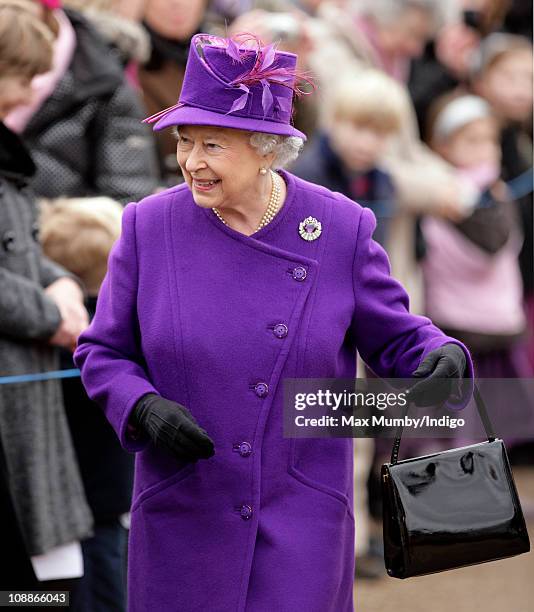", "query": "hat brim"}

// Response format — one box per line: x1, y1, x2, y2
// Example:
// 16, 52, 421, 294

150, 104, 307, 141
